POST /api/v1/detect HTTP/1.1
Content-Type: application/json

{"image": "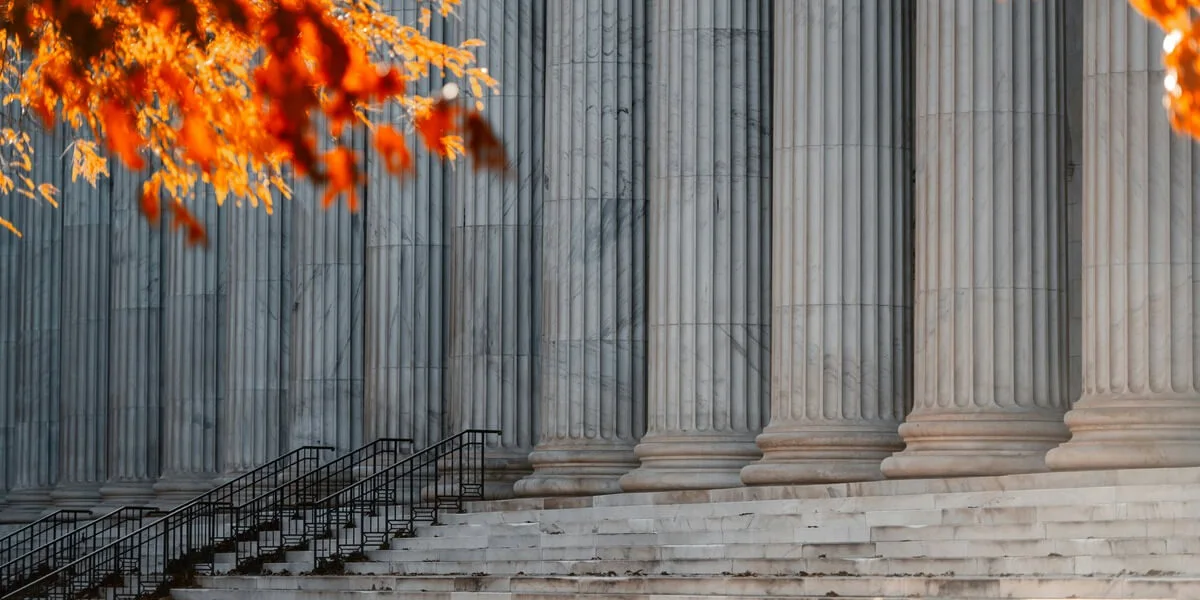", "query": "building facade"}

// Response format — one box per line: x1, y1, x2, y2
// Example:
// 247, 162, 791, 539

0, 0, 1196, 522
